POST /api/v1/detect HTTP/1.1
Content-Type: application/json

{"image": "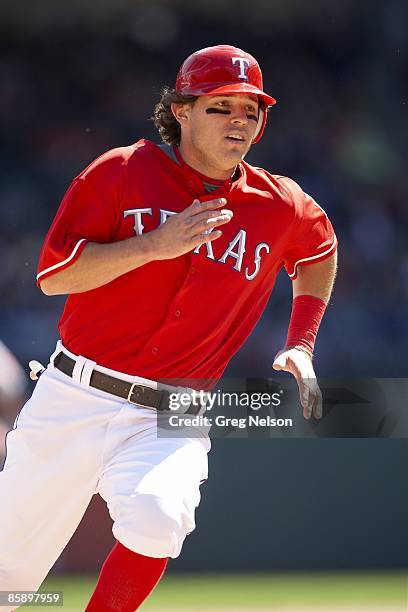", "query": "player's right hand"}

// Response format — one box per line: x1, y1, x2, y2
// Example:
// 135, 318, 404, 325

144, 197, 233, 260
